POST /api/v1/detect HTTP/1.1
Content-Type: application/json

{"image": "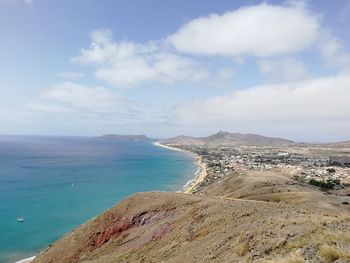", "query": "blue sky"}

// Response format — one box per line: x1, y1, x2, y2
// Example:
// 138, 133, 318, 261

0, 0, 350, 142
